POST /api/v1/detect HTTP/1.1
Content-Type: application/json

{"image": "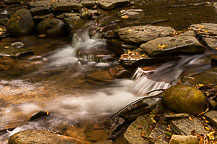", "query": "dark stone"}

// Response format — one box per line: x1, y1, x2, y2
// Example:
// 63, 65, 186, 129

98, 0, 130, 10
106, 39, 124, 56
4, 0, 21, 5
118, 97, 158, 121
169, 135, 199, 144
0, 1, 5, 8
30, 7, 50, 16
140, 36, 205, 57
82, 0, 96, 8
7, 9, 35, 36
33, 14, 54, 22
118, 25, 175, 43
51, 2, 82, 12
36, 18, 66, 37
162, 85, 206, 115
29, 111, 50, 121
